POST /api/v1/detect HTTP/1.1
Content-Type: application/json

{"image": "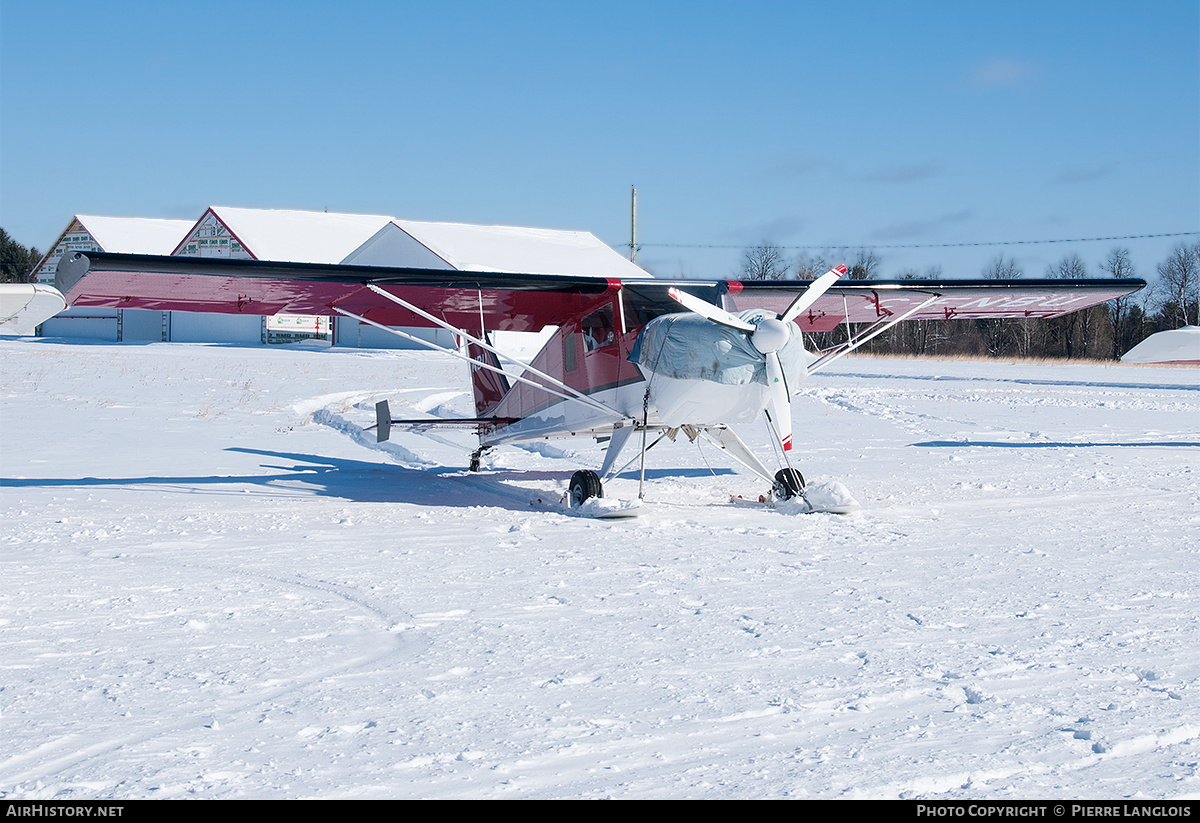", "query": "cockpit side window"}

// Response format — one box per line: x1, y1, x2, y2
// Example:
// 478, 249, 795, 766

581, 305, 615, 352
